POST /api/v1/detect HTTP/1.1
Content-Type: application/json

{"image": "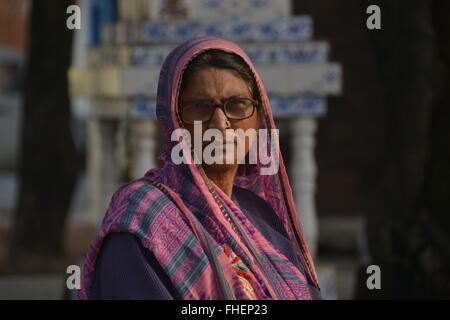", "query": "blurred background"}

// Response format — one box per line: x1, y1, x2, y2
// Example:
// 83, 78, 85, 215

0, 0, 449, 300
